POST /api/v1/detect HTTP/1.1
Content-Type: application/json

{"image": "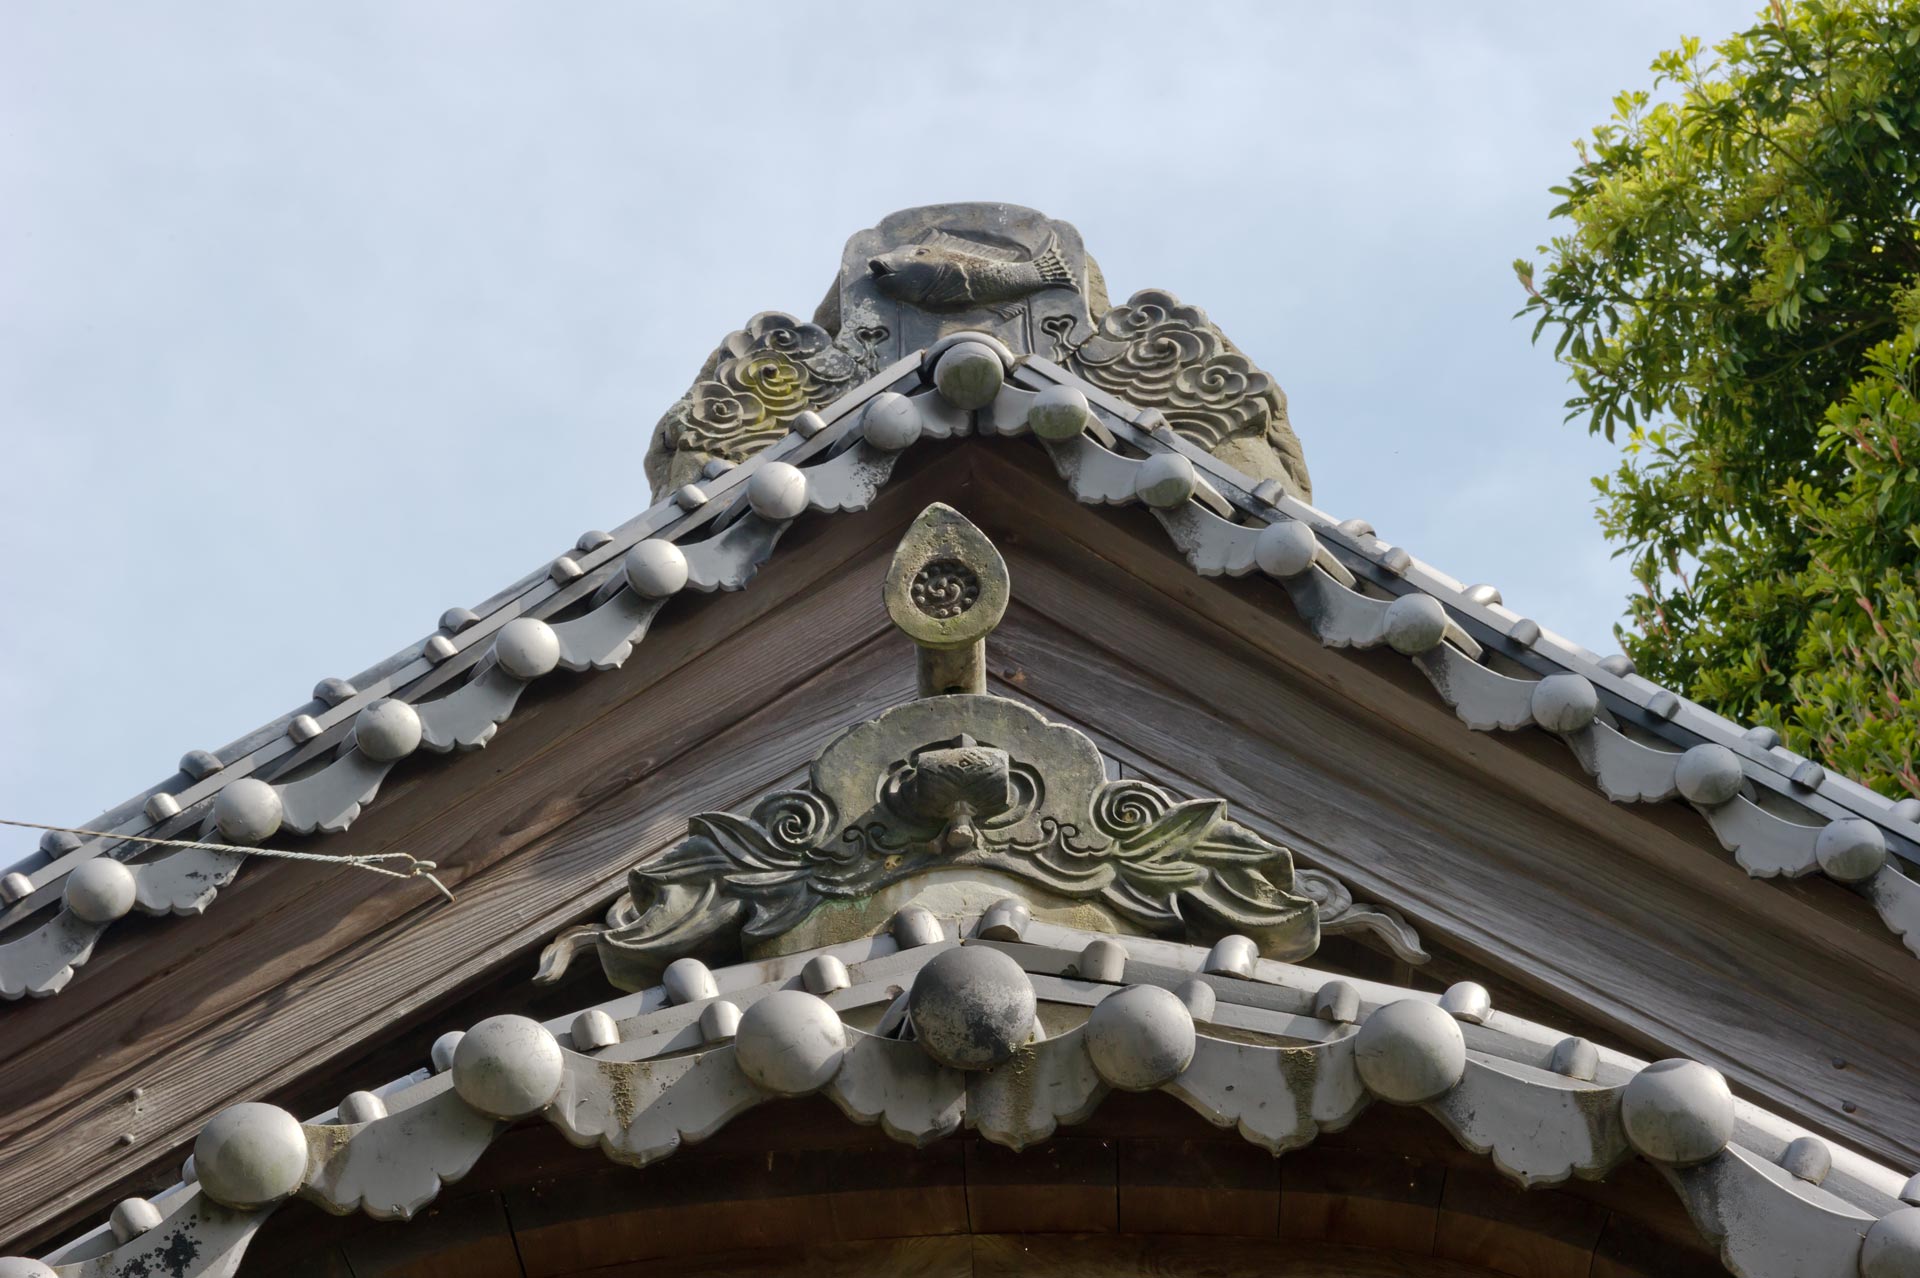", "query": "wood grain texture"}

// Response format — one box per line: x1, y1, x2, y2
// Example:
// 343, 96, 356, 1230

0, 515, 933, 1248
1588, 1212, 1729, 1278
958, 446, 1920, 1168
968, 1234, 1516, 1277
1116, 1138, 1279, 1237
340, 1190, 526, 1278
1432, 1169, 1607, 1278
1281, 1145, 1443, 1255
503, 1143, 968, 1278
5, 631, 916, 1249
2, 492, 933, 1047
238, 1196, 358, 1278
0, 457, 992, 1249
965, 1137, 1119, 1236
9, 439, 1916, 1253
557, 1236, 974, 1278
2, 460, 968, 1049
